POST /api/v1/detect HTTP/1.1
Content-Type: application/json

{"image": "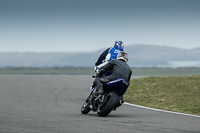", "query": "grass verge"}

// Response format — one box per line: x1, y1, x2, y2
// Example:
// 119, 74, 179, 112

124, 75, 200, 116
0, 67, 200, 76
